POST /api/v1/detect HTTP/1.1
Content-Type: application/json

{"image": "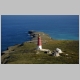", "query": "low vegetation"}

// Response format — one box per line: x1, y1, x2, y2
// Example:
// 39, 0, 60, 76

1, 40, 79, 64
